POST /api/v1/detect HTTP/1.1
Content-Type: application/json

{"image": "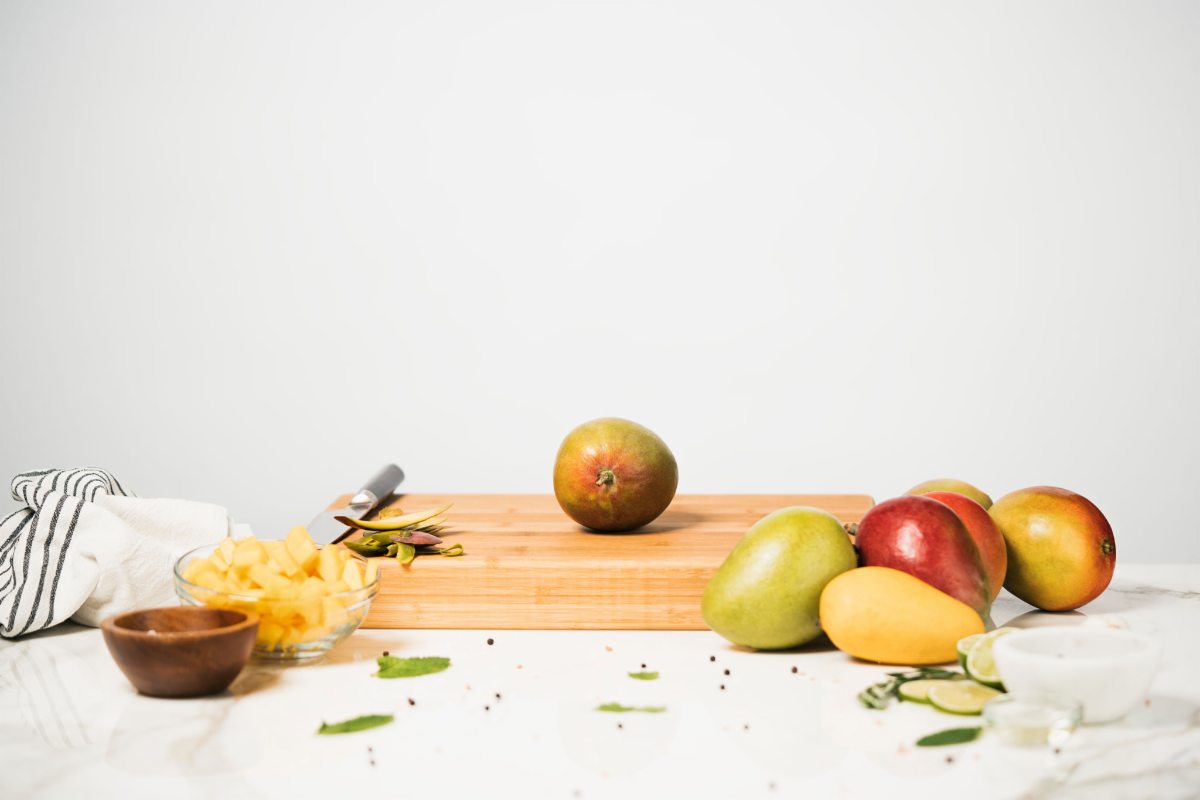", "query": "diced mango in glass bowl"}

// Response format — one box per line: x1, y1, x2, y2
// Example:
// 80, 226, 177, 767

174, 526, 380, 659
